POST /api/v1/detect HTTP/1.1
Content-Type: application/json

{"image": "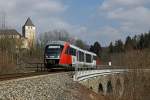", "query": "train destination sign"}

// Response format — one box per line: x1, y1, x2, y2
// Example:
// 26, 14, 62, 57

48, 46, 61, 49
